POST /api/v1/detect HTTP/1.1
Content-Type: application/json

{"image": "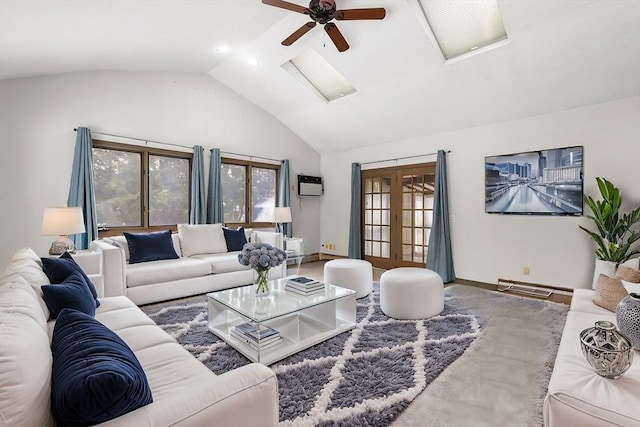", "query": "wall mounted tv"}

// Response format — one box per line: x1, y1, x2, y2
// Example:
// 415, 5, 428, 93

485, 146, 583, 215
